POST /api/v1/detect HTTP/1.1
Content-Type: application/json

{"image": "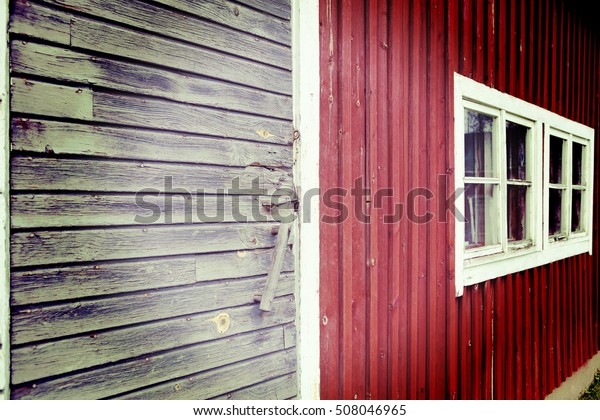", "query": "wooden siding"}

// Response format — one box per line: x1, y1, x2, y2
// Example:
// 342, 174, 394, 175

320, 0, 599, 399
8, 0, 295, 399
